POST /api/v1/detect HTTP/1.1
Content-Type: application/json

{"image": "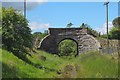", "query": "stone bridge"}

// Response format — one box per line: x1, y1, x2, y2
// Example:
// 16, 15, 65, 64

38, 28, 101, 55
